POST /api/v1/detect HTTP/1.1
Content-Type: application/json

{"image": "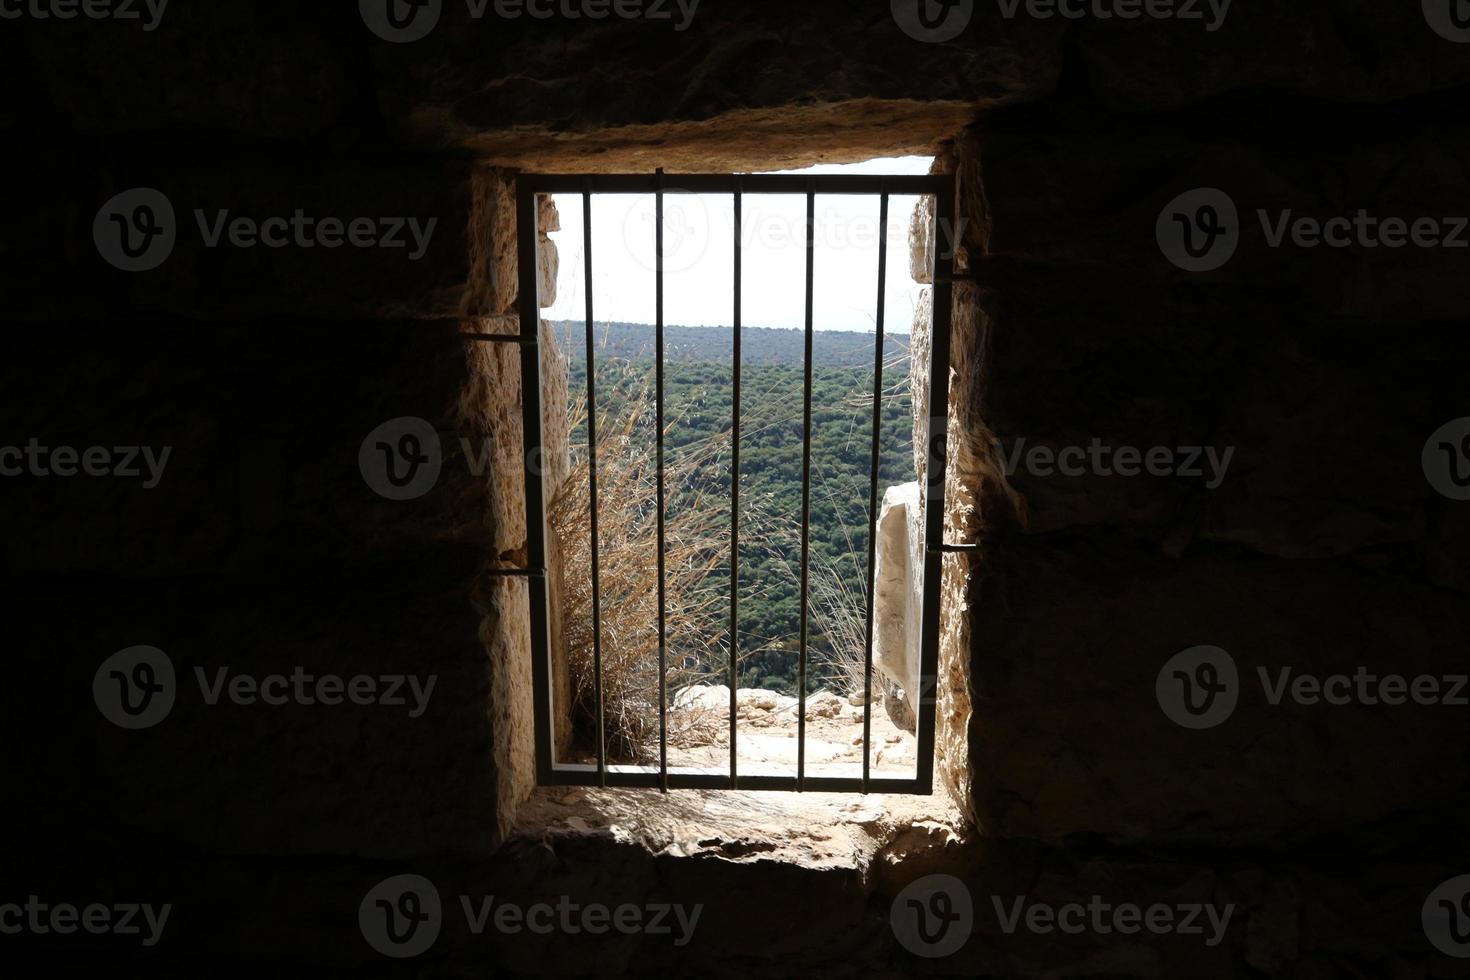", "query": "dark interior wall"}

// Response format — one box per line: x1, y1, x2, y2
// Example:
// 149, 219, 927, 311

4, 1, 1469, 975
966, 91, 1470, 842
952, 86, 1470, 974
